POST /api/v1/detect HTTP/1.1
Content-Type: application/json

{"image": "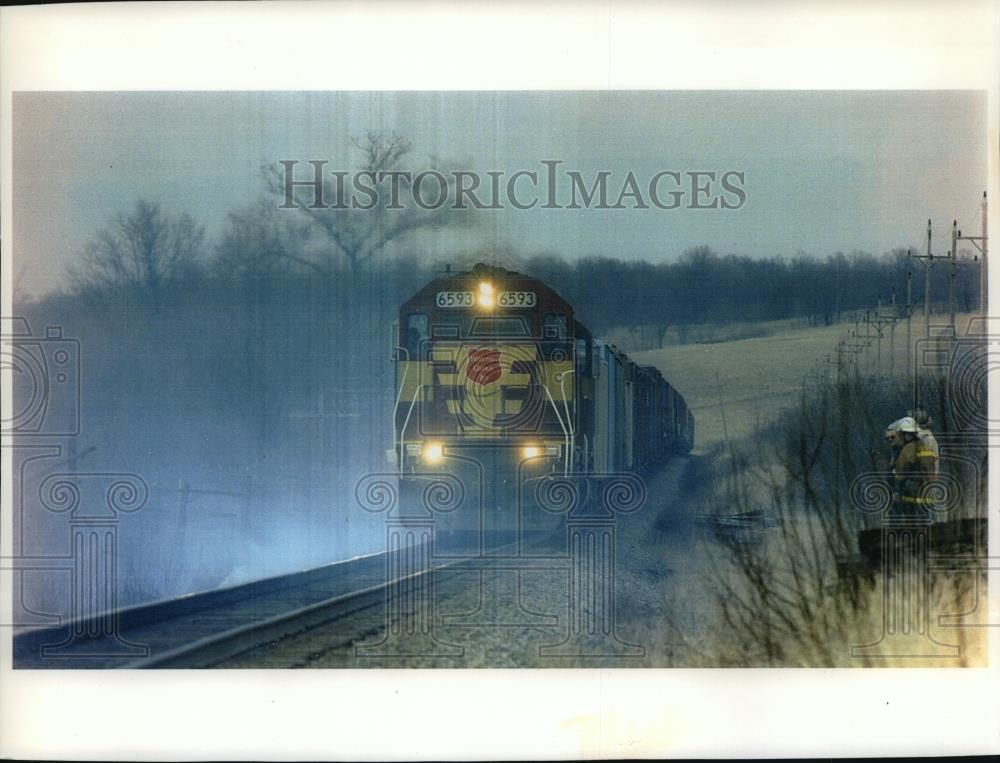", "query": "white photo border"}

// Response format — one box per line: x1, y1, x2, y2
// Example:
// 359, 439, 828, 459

1, 1, 998, 759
